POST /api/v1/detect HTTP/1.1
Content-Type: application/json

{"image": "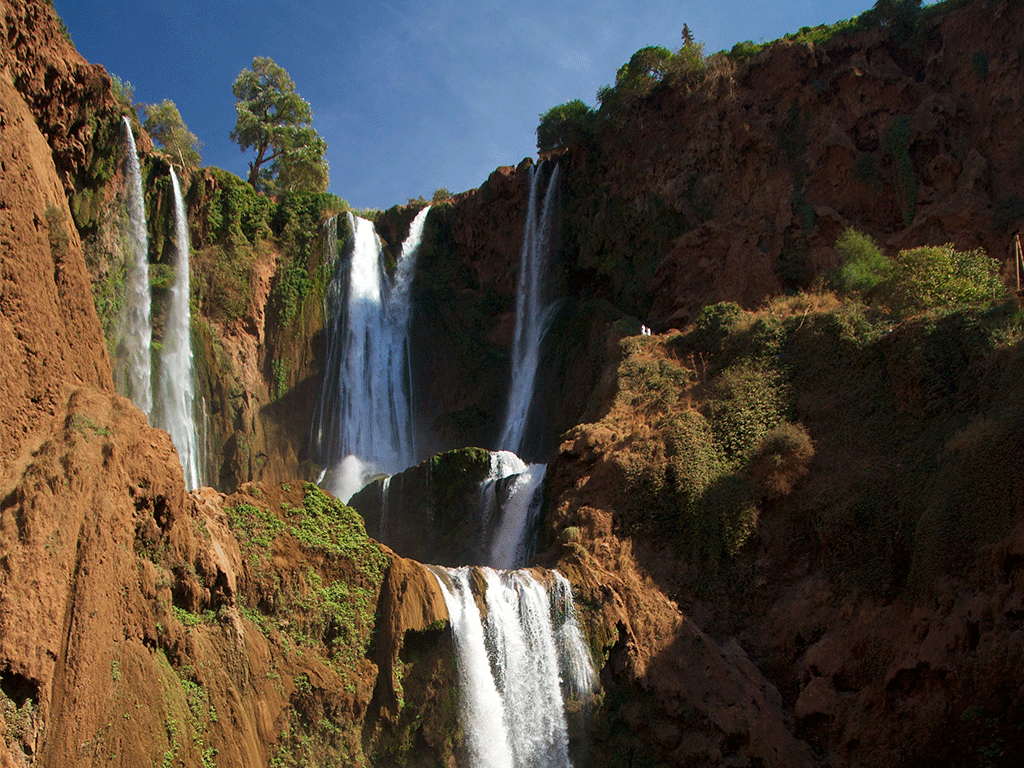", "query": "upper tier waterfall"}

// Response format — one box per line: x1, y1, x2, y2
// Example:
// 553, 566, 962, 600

154, 166, 202, 490
498, 161, 561, 459
312, 207, 430, 502
115, 117, 153, 417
